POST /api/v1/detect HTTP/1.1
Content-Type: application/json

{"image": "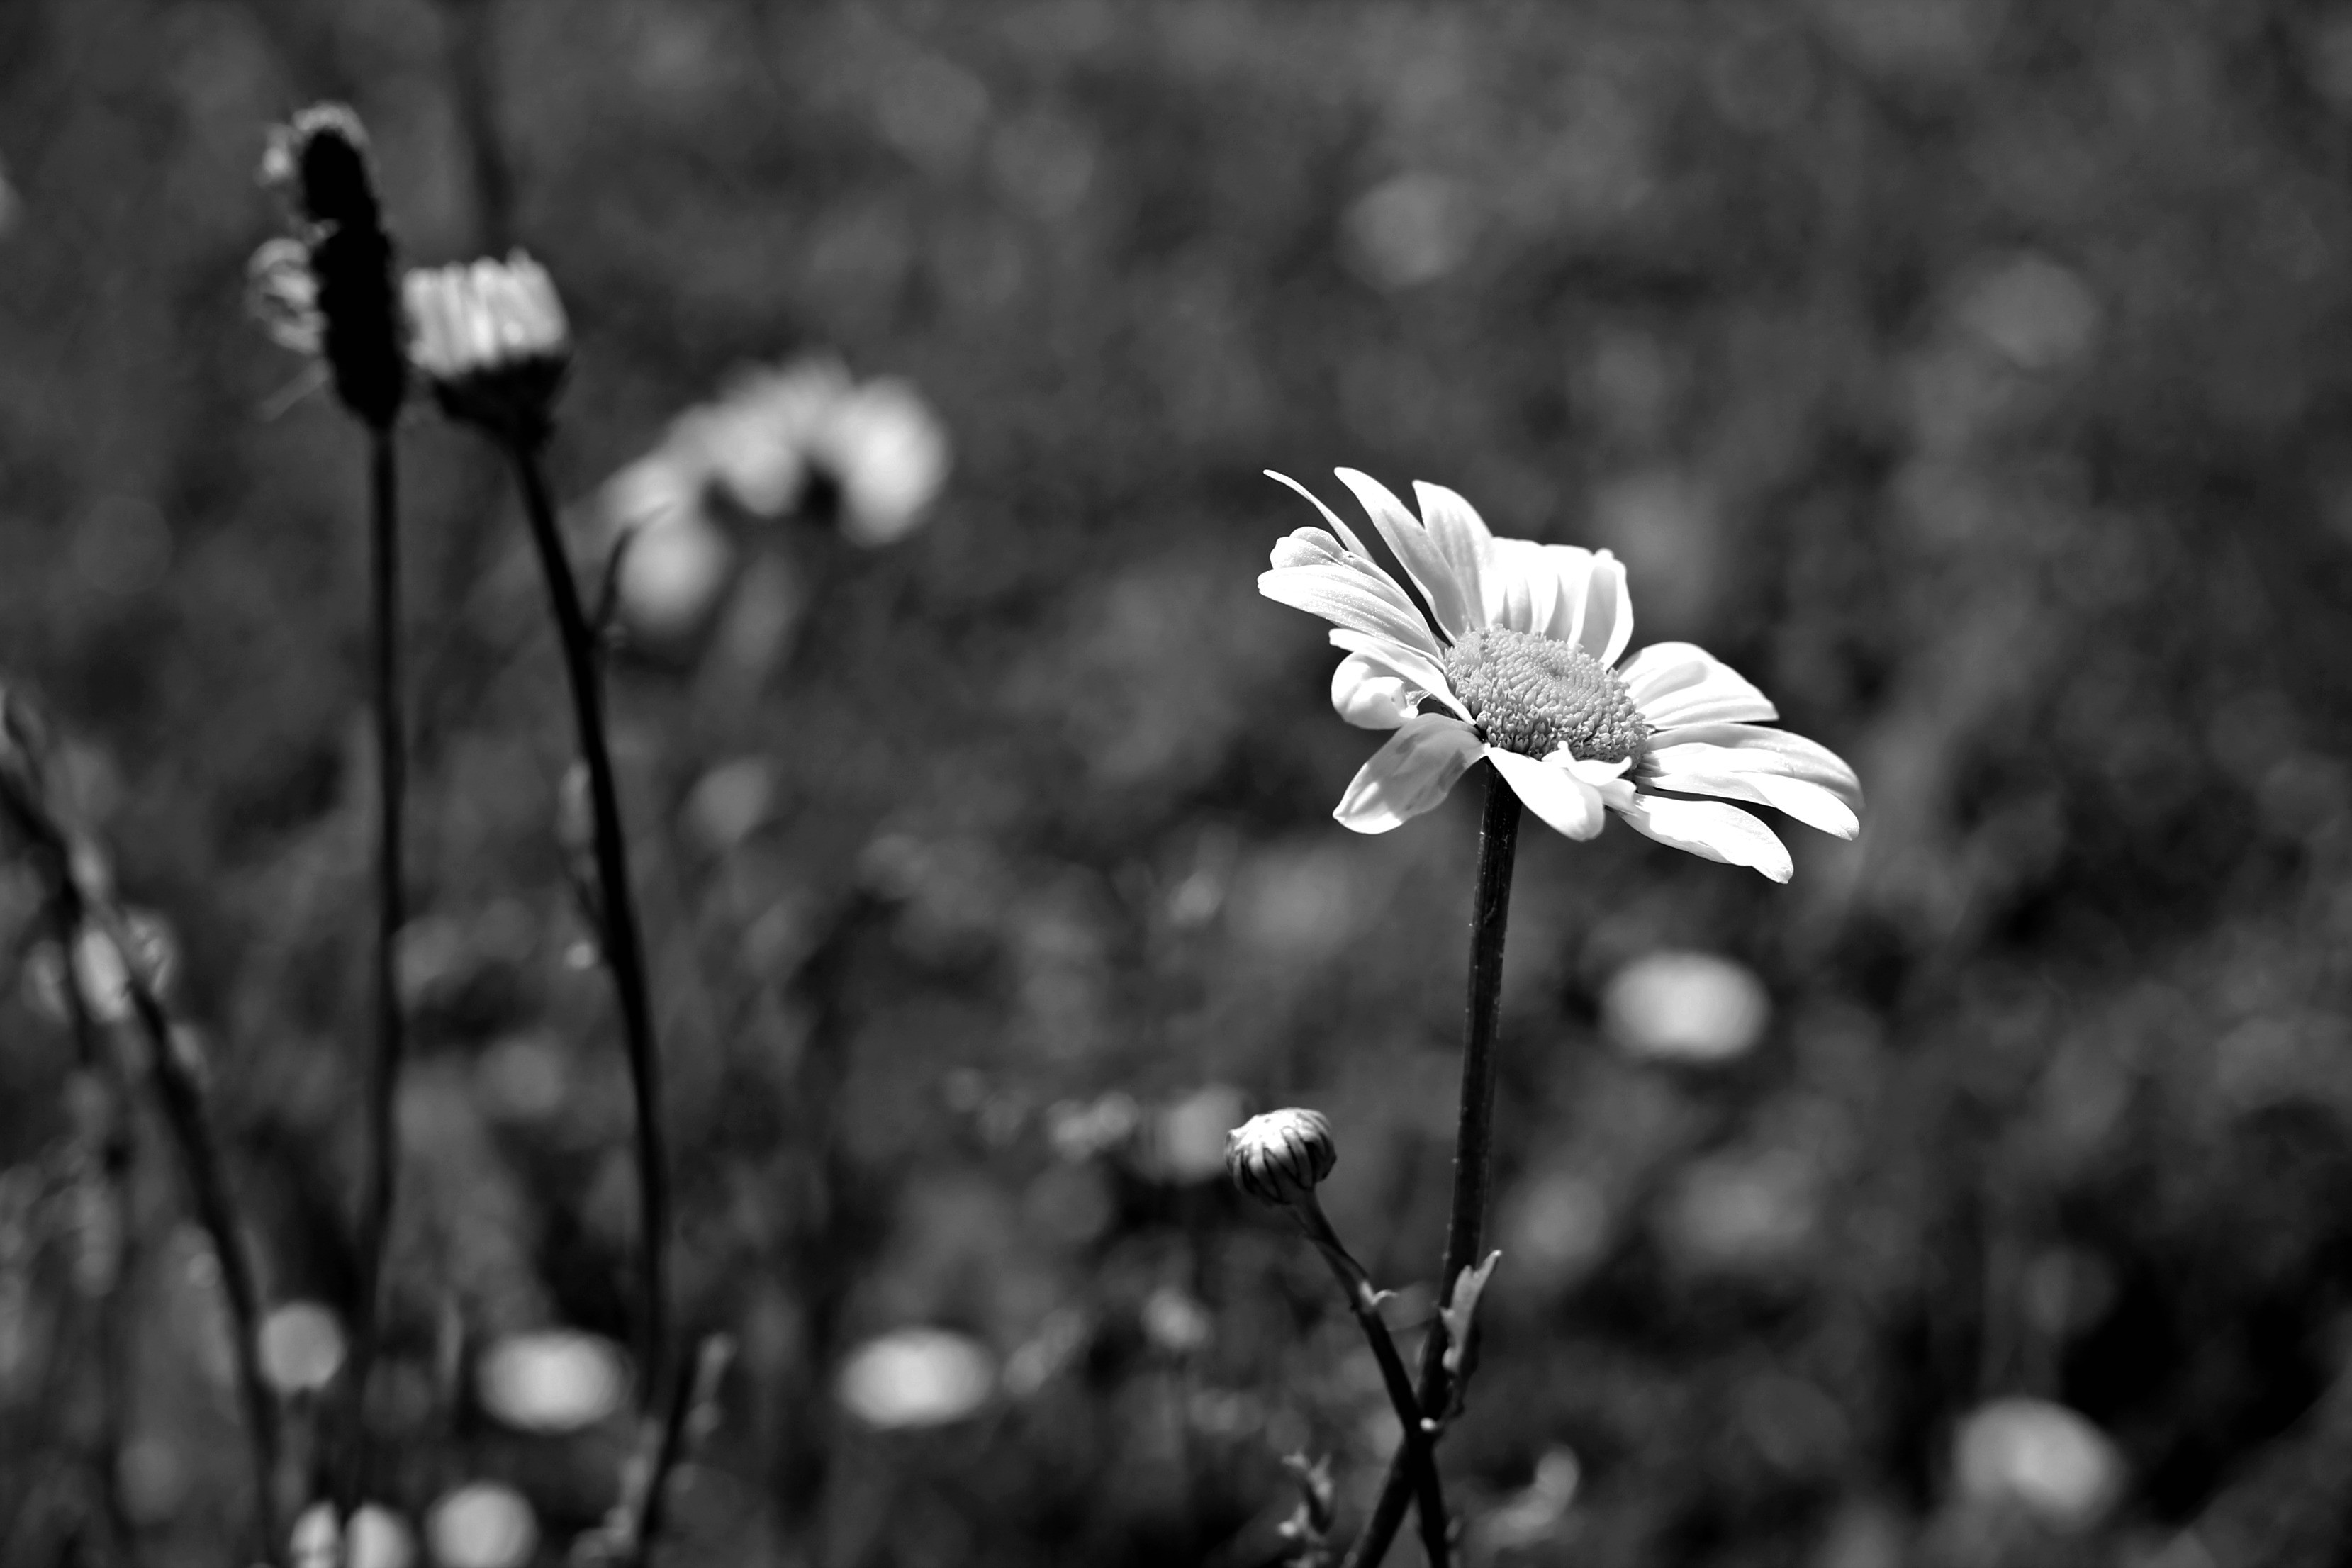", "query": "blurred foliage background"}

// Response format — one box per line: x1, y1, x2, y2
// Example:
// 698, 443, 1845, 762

6, 0, 2352, 1564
